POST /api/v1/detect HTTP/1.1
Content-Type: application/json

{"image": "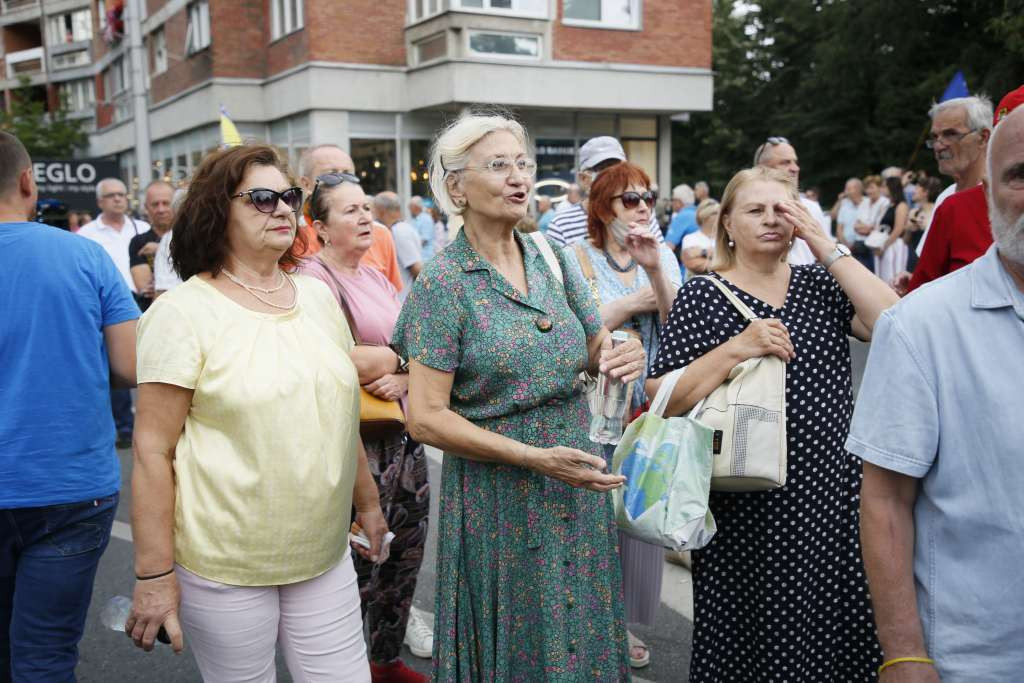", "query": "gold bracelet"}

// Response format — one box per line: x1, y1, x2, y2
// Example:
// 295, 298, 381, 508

878, 656, 935, 675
